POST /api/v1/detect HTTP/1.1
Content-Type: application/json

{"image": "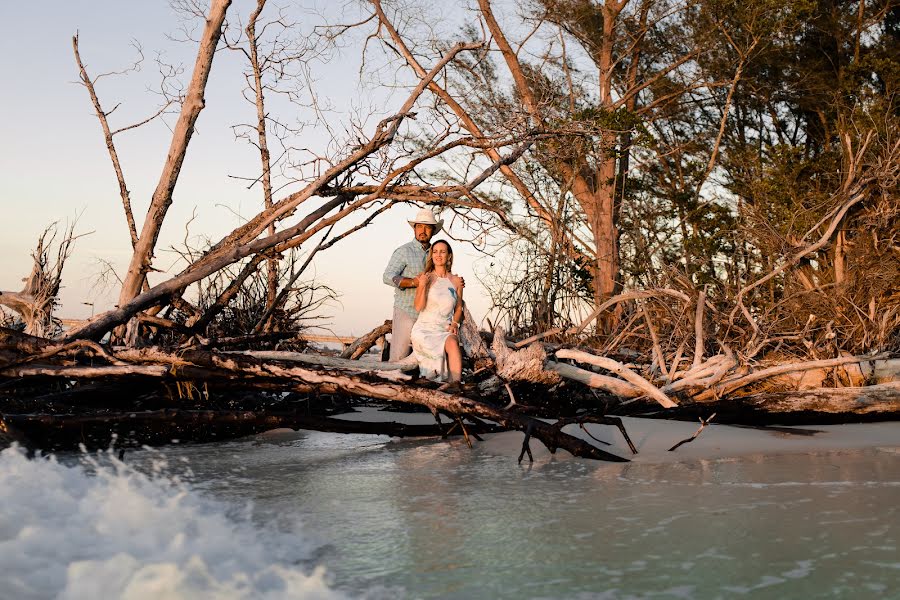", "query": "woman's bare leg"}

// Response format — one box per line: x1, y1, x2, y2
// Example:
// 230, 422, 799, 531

444, 334, 462, 383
